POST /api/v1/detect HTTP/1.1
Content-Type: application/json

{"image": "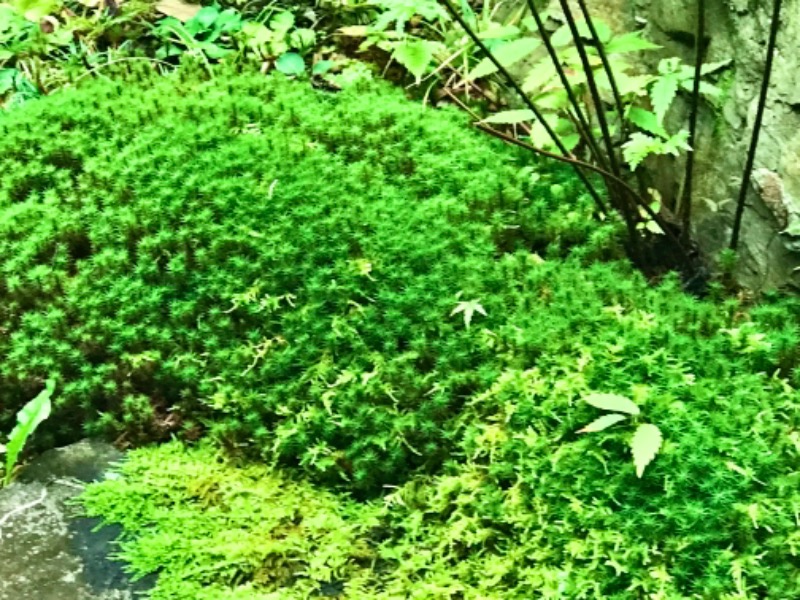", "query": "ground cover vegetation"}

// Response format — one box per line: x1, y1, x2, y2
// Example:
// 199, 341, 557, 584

1, 0, 800, 598
1, 64, 800, 597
